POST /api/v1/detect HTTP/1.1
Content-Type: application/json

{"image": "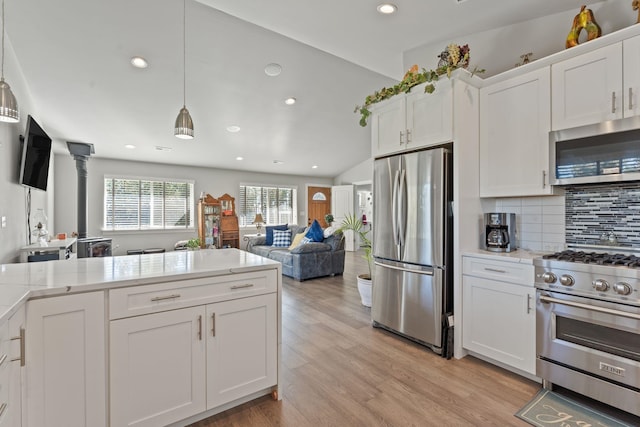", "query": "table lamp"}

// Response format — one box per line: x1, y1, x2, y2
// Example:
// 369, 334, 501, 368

253, 213, 264, 235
